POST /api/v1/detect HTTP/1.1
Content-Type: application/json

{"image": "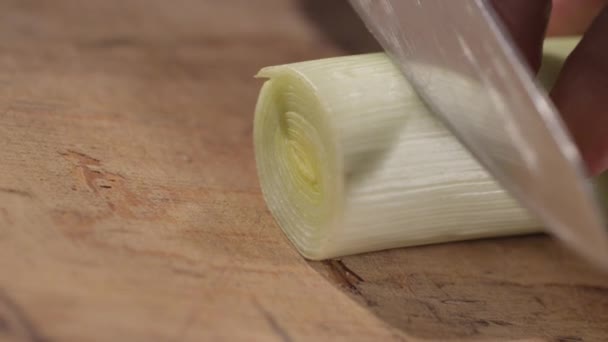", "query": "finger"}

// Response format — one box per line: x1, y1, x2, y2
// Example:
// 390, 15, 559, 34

490, 0, 552, 71
551, 6, 608, 176
548, 0, 608, 36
